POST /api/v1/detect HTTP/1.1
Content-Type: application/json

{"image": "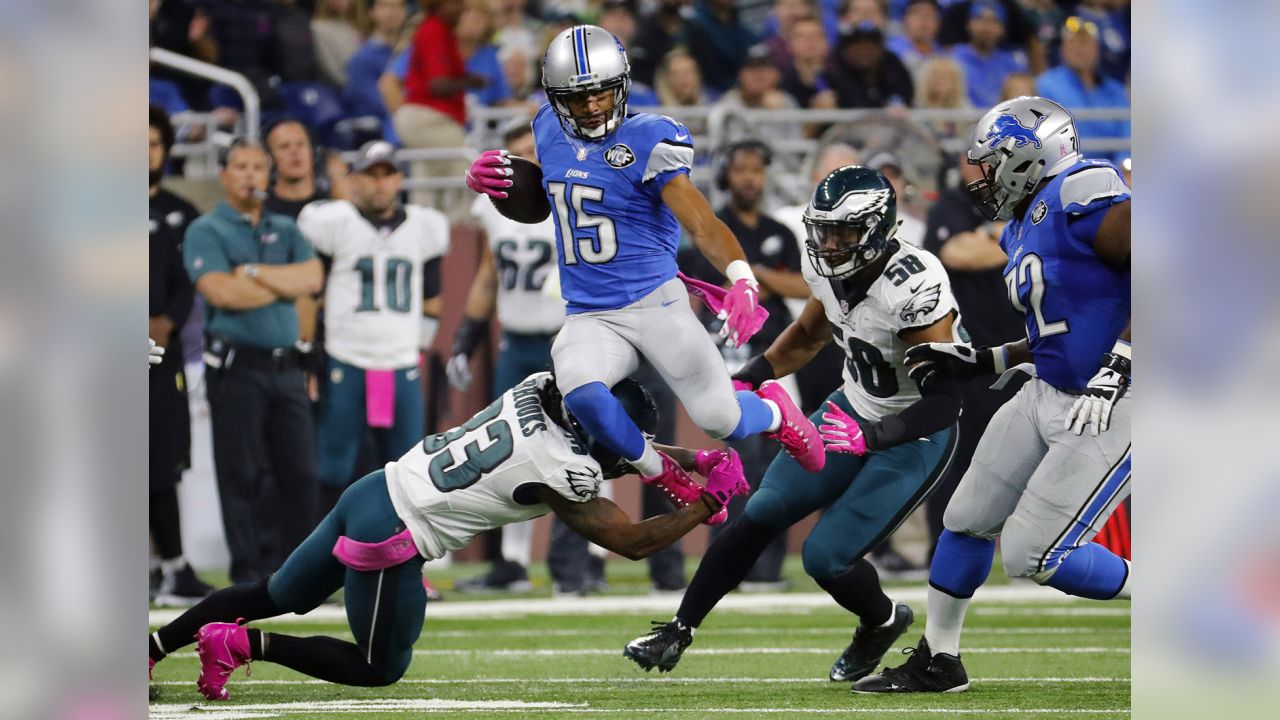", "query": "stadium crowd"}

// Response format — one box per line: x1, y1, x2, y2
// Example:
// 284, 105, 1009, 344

148, 0, 1131, 605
